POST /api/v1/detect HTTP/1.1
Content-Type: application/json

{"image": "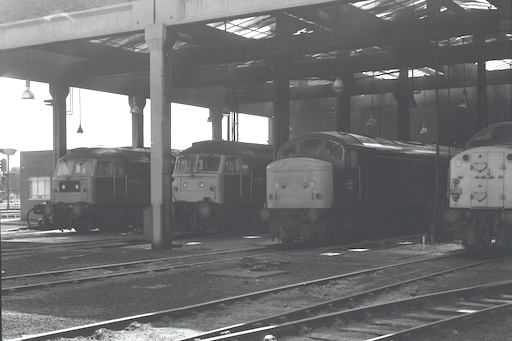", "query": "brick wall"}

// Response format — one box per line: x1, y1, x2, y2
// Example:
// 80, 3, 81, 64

0, 0, 133, 24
